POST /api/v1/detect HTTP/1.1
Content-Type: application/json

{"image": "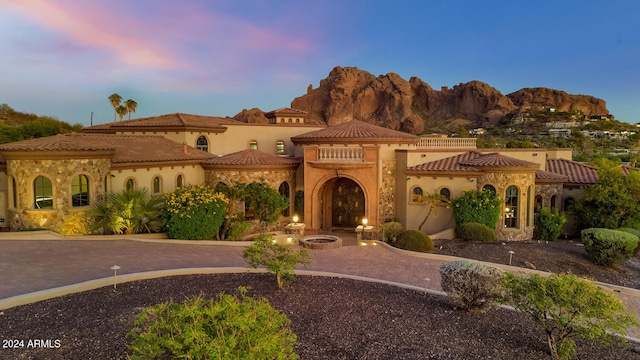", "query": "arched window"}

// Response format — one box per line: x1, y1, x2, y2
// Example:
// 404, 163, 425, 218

526, 186, 532, 227
505, 186, 518, 228
153, 176, 162, 194
125, 178, 135, 192
11, 177, 17, 208
482, 184, 496, 195
249, 140, 258, 150
439, 187, 451, 203
72, 174, 90, 207
276, 140, 285, 154
279, 182, 290, 217
535, 195, 543, 212
34, 175, 53, 209
563, 197, 575, 212
104, 176, 109, 193
196, 136, 208, 152
550, 195, 557, 210
412, 187, 423, 202
176, 175, 183, 189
